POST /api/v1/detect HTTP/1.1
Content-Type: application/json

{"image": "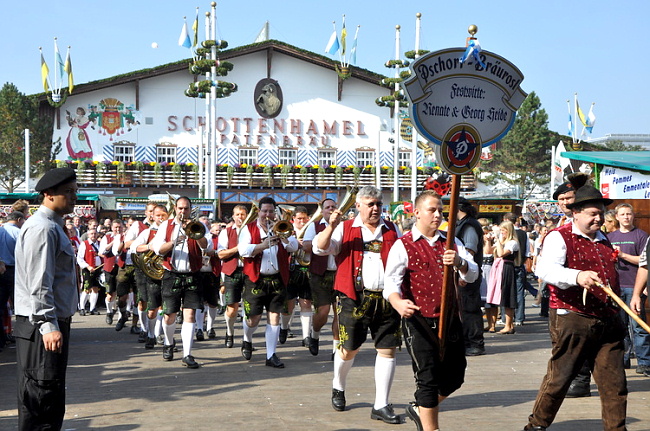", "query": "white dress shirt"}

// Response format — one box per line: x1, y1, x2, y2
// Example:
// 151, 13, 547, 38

312, 216, 400, 292
303, 219, 337, 271
150, 219, 212, 273
535, 222, 608, 290
238, 220, 299, 275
